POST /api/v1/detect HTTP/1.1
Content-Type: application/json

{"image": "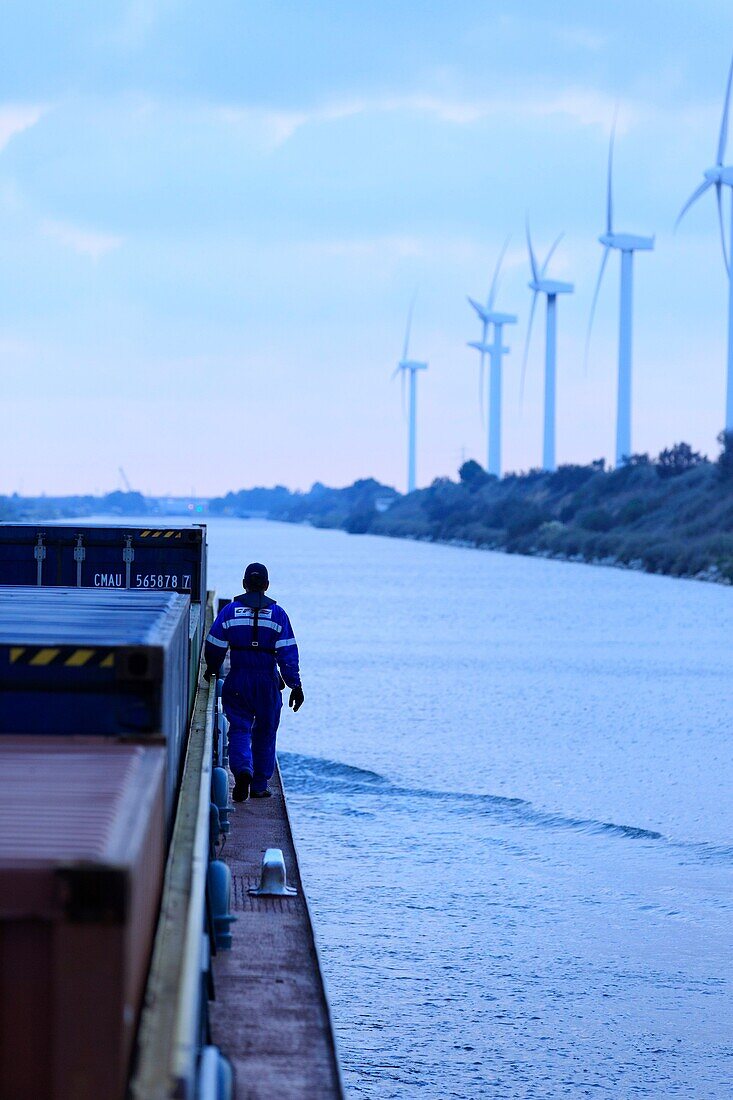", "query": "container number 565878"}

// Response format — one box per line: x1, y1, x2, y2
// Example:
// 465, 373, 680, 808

134, 574, 191, 589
